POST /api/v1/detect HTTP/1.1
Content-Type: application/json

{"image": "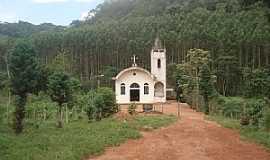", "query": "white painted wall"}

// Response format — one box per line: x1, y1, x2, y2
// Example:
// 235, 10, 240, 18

115, 68, 155, 104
